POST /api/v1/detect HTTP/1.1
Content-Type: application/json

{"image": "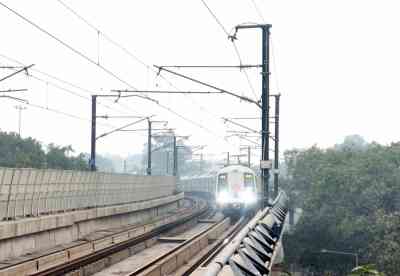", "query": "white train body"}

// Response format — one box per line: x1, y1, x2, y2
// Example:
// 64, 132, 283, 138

215, 165, 258, 213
